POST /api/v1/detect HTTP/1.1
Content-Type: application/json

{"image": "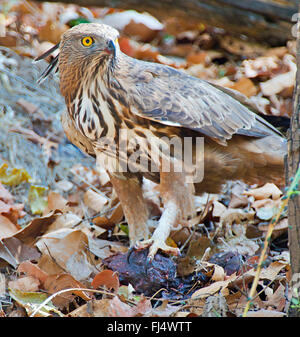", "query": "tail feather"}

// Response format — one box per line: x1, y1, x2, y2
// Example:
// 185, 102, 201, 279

195, 134, 286, 195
